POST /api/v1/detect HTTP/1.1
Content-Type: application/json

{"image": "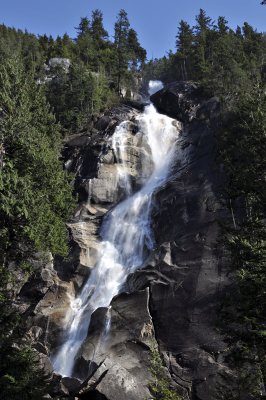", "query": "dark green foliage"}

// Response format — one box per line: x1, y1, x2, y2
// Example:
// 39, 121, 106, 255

221, 88, 266, 203
144, 9, 265, 101
114, 9, 146, 93
0, 9, 146, 132
0, 48, 75, 400
90, 9, 109, 43
114, 9, 131, 93
0, 24, 43, 72
0, 265, 50, 400
149, 342, 182, 400
128, 28, 146, 68
176, 20, 194, 57
219, 86, 266, 393
46, 61, 117, 133
76, 17, 90, 37
175, 20, 194, 80
0, 56, 75, 260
